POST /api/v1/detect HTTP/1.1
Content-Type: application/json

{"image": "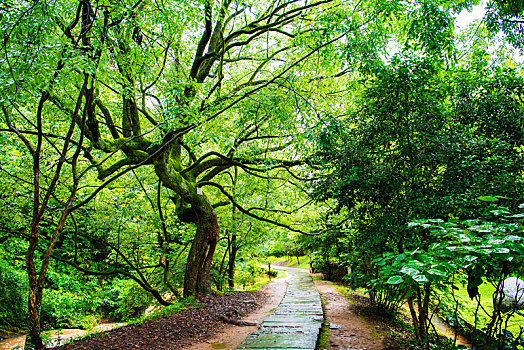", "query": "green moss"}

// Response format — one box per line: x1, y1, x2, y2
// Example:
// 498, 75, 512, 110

317, 295, 330, 349
126, 297, 199, 326
317, 321, 330, 348
370, 331, 382, 339
335, 285, 367, 305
